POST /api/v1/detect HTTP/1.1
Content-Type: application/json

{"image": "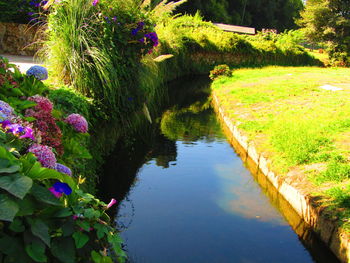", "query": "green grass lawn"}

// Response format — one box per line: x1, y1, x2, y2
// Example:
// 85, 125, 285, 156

212, 66, 350, 228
